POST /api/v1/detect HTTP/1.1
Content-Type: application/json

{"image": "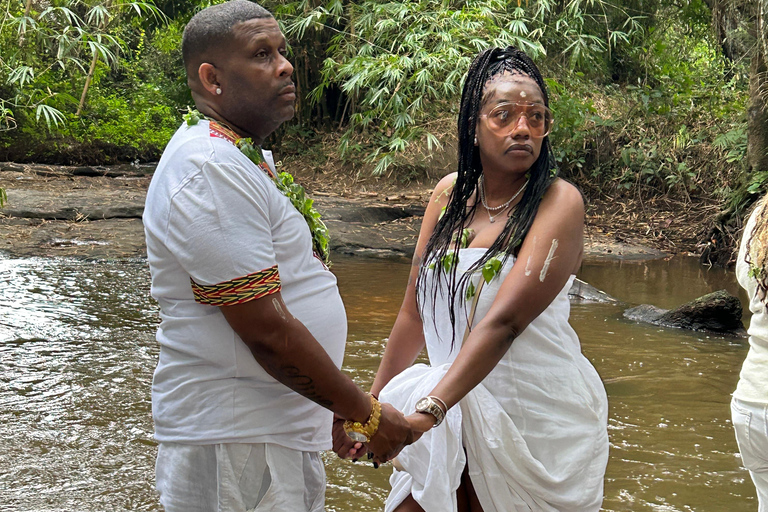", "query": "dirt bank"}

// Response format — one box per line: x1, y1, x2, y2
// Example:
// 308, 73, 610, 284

0, 162, 680, 261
